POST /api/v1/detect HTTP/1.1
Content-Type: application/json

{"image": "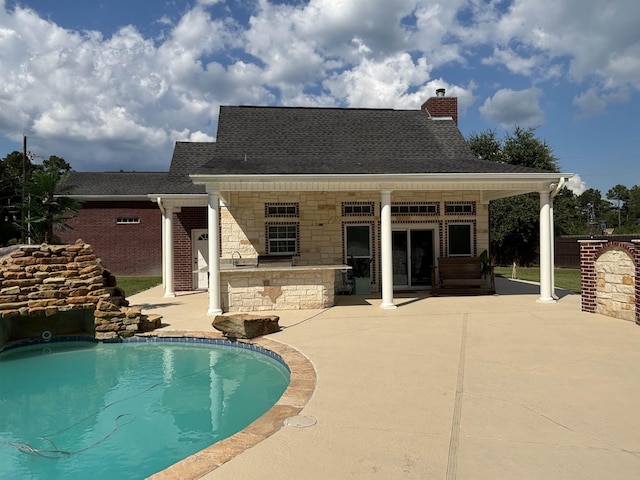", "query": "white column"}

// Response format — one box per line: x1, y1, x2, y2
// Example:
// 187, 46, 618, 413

207, 192, 222, 315
549, 195, 556, 299
538, 190, 555, 303
380, 189, 396, 309
164, 205, 175, 298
